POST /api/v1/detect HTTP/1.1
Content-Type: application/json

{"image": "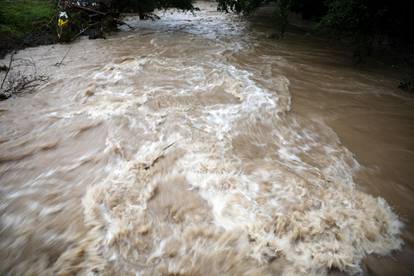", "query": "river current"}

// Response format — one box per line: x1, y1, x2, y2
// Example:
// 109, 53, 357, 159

1, 2, 413, 275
